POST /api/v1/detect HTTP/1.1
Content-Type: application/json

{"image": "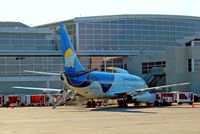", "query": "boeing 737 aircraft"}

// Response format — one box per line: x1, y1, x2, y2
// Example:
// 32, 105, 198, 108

16, 24, 189, 108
